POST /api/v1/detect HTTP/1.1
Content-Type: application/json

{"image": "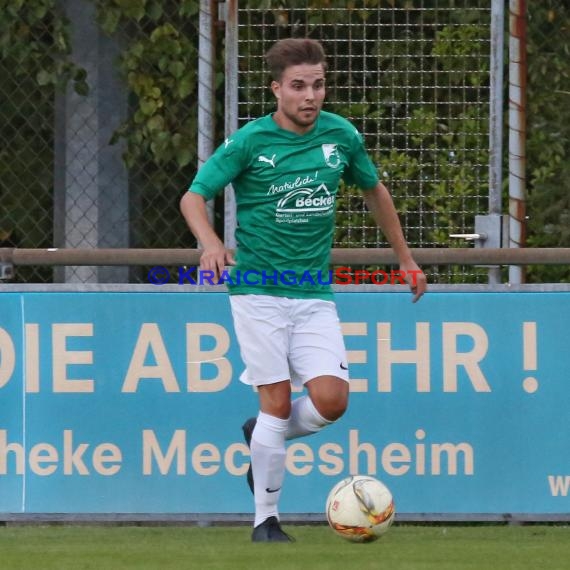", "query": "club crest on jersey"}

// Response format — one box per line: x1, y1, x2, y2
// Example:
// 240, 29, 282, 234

322, 144, 341, 168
